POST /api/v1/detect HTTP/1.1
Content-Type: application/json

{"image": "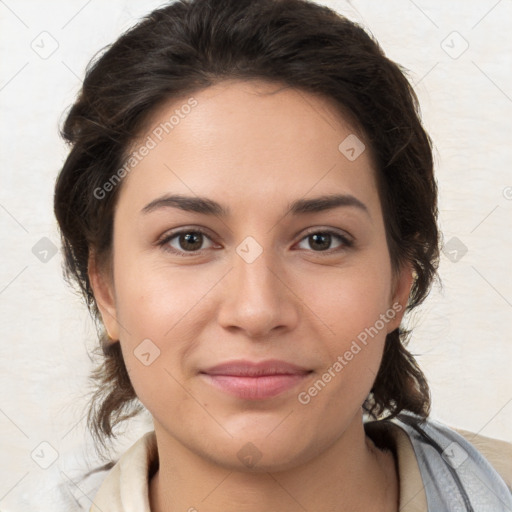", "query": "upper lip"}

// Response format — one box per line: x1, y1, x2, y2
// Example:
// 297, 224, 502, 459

200, 359, 312, 377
